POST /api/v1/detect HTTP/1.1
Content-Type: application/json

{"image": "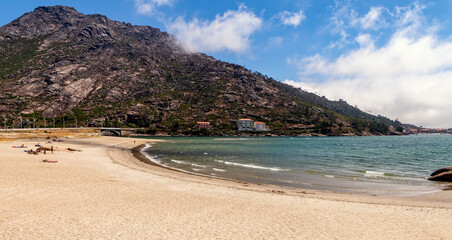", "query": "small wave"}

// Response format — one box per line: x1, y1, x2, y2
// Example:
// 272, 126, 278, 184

222, 161, 289, 172
214, 159, 224, 163
192, 163, 207, 168
213, 168, 226, 172
325, 175, 335, 178
192, 168, 203, 172
364, 171, 385, 178
171, 159, 190, 164
140, 144, 161, 164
